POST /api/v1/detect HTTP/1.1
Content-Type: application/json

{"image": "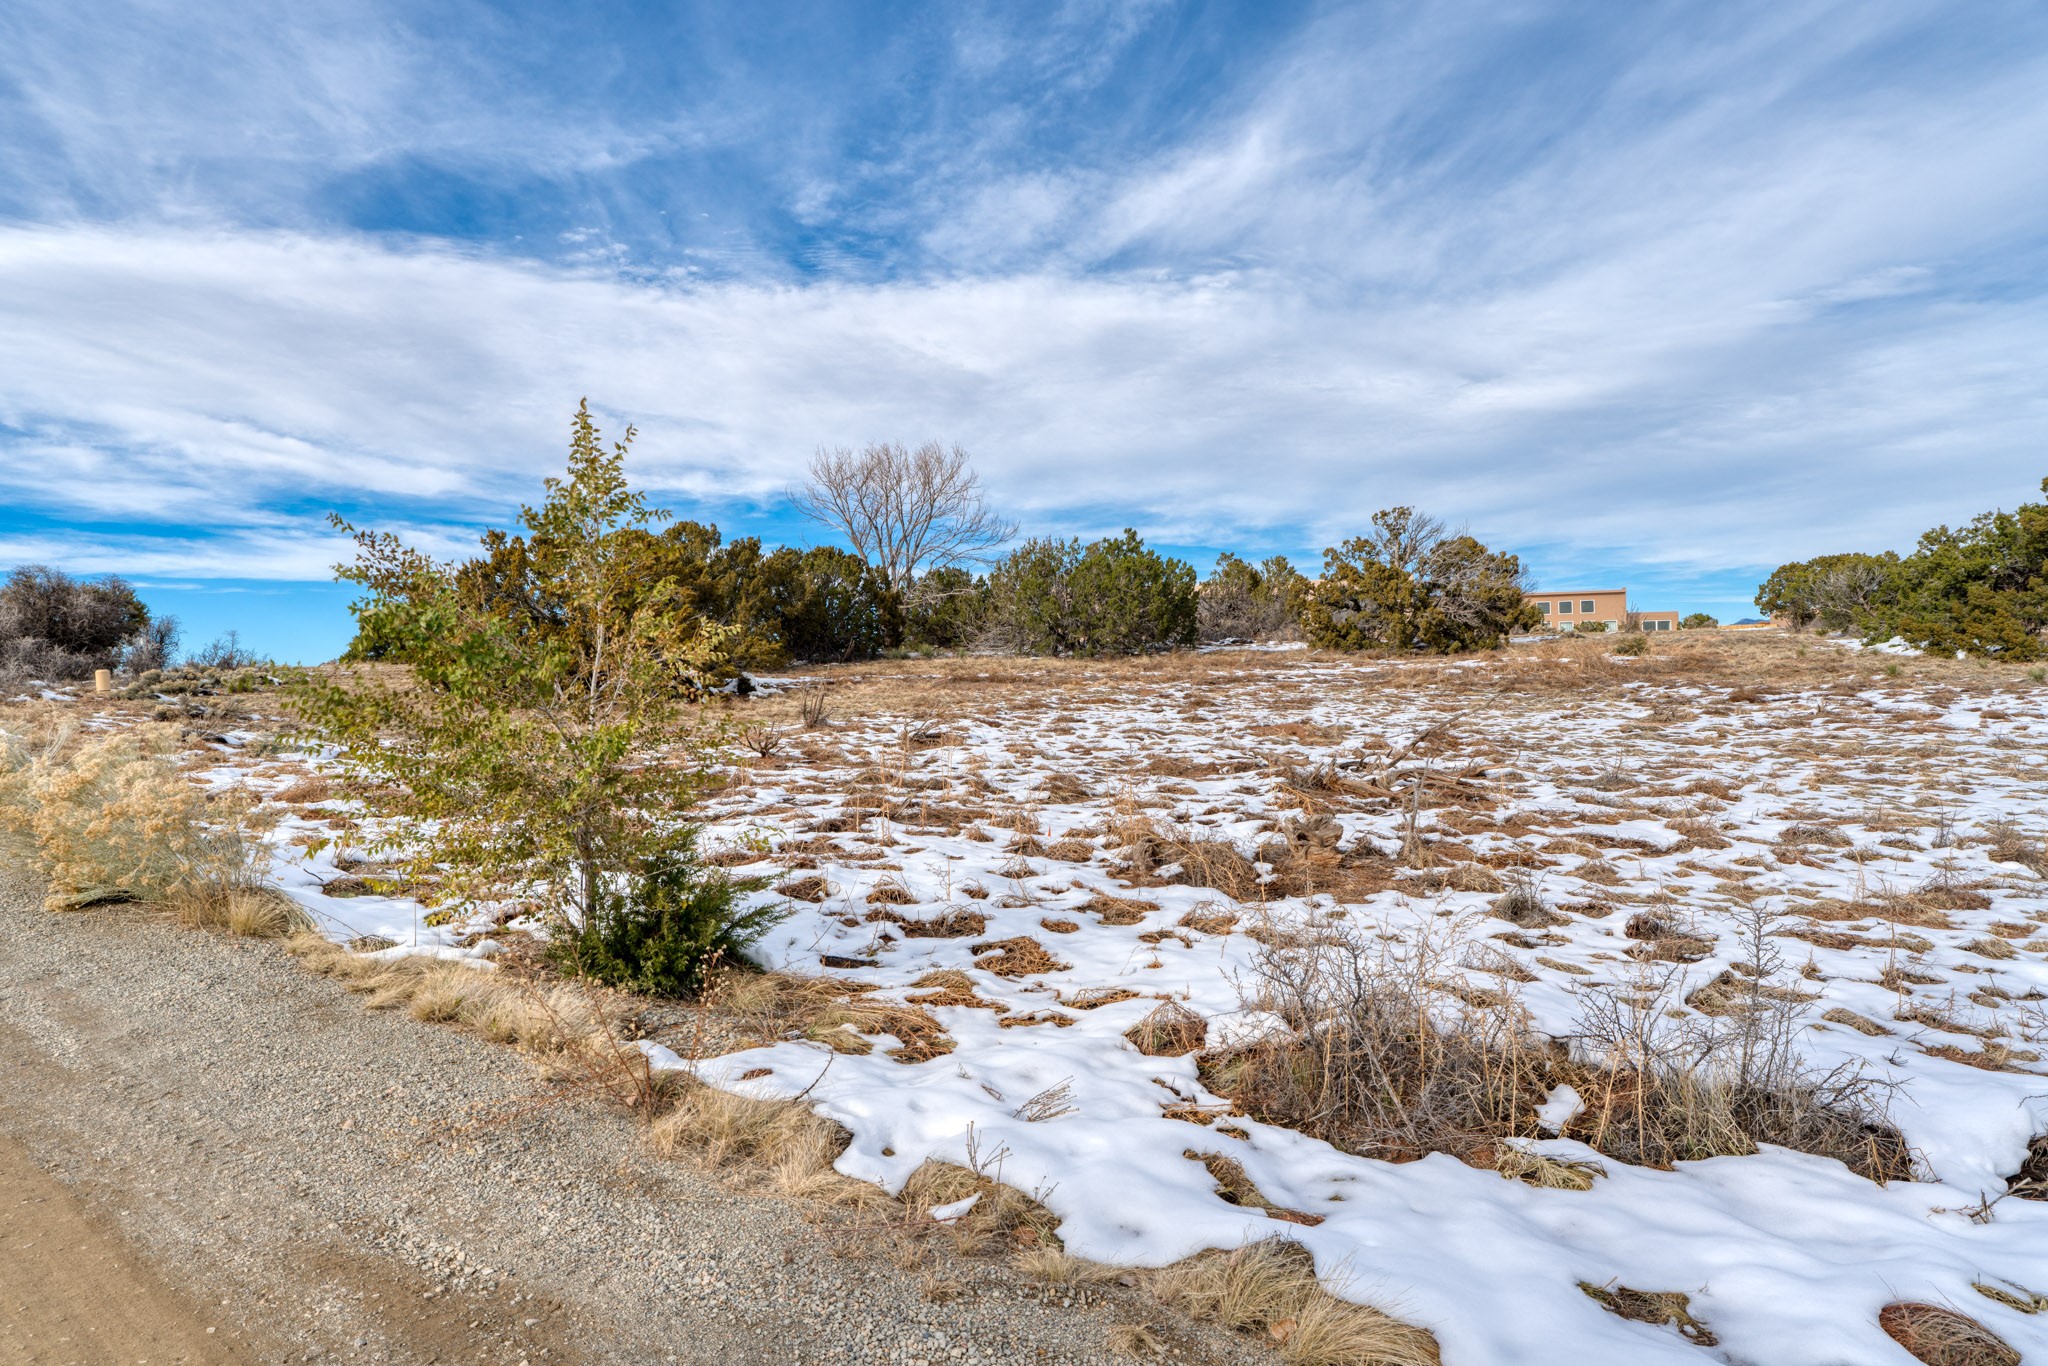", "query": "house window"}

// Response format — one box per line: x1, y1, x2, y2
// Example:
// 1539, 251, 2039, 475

1557, 601, 1573, 614
1536, 602, 1551, 615
1580, 600, 1597, 614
